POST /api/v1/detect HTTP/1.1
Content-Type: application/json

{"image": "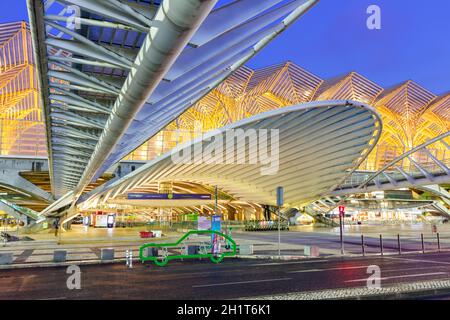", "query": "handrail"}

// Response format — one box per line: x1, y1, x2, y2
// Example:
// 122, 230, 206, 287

358, 131, 450, 189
